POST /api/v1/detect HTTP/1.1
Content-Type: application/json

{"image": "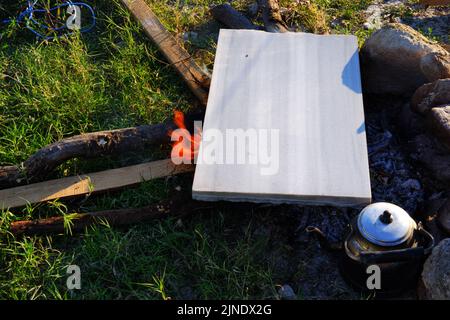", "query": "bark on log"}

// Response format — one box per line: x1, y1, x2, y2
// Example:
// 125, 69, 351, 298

0, 112, 204, 189
10, 199, 211, 236
120, 0, 210, 105
211, 4, 260, 30
0, 123, 173, 189
257, 0, 289, 33
420, 0, 450, 5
